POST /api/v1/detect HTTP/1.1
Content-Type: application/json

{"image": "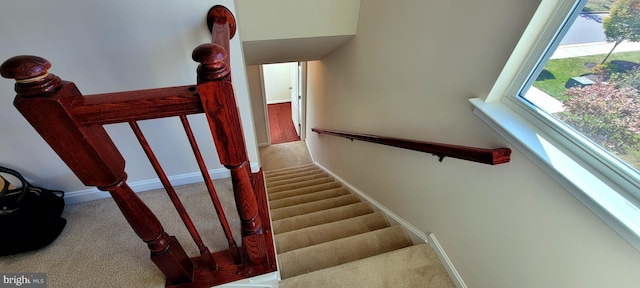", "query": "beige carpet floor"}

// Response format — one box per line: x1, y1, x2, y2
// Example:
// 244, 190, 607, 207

259, 141, 312, 171
0, 179, 240, 288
